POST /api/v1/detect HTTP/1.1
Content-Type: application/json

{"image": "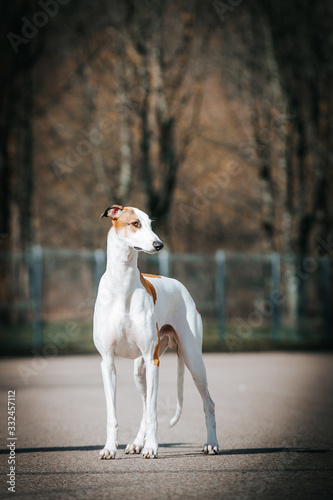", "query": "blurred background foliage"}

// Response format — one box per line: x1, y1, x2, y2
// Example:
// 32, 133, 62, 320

0, 0, 332, 352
